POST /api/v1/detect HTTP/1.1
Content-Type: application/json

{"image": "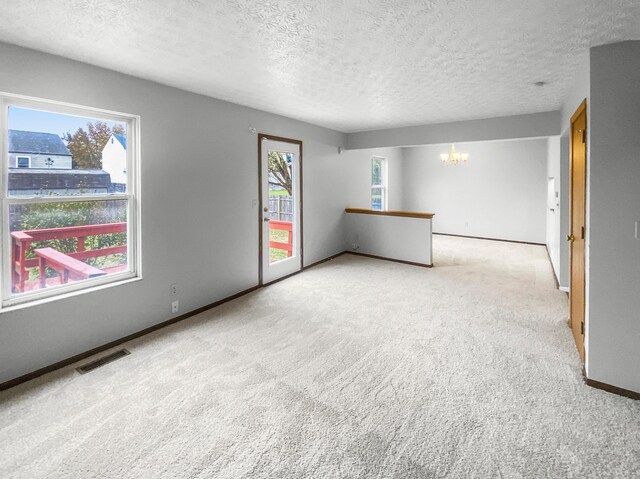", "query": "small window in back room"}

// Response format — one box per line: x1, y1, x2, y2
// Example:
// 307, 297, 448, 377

1, 94, 141, 308
371, 156, 387, 211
